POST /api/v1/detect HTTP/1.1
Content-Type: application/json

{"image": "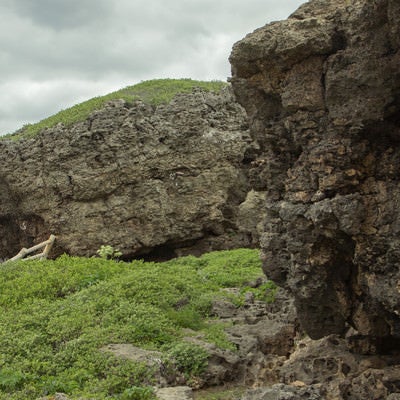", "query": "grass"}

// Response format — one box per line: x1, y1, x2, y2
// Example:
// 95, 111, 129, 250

0, 248, 275, 399
3, 79, 228, 141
